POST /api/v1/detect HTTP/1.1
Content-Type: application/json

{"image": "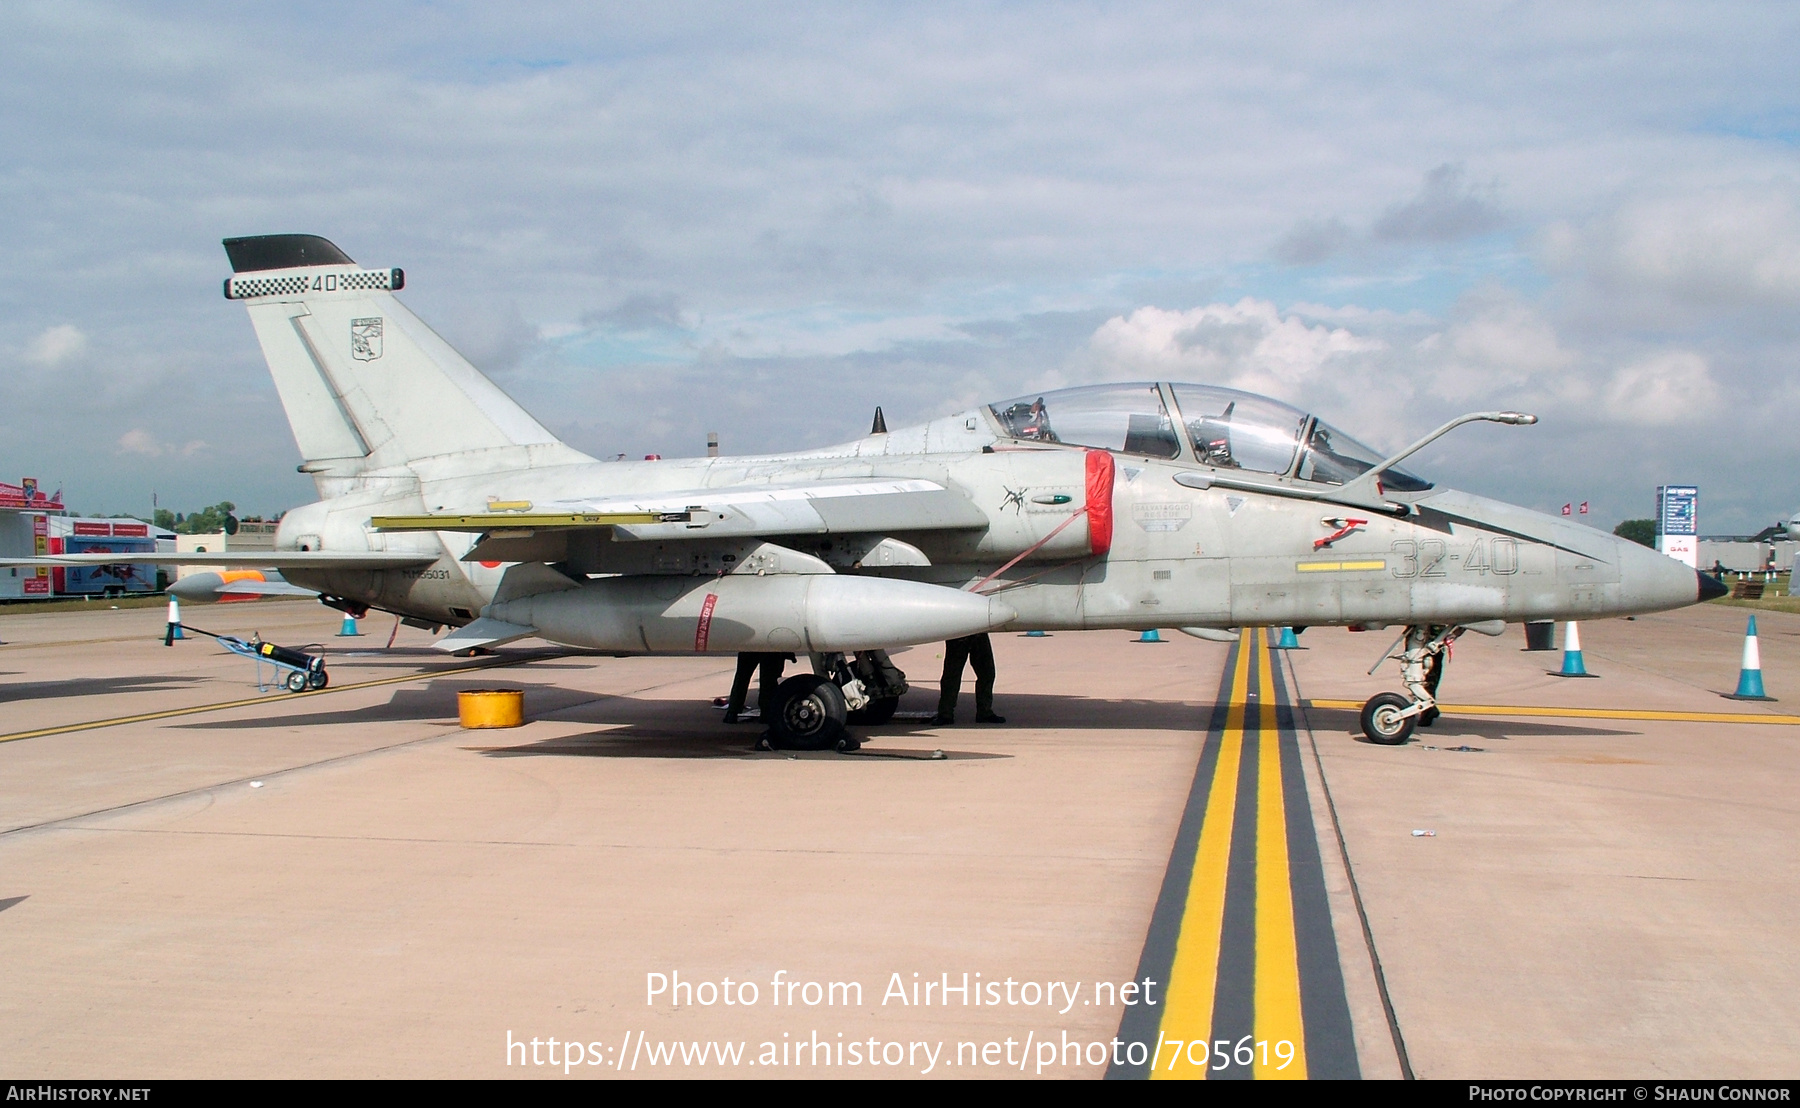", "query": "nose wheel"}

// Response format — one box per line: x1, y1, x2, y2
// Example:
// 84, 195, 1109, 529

1359, 692, 1417, 745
